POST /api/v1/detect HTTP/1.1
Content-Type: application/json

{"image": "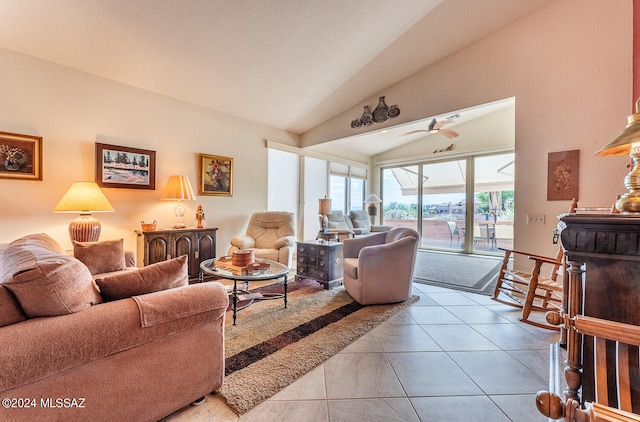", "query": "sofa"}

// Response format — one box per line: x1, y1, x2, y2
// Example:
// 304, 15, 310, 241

0, 233, 229, 422
327, 210, 393, 241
